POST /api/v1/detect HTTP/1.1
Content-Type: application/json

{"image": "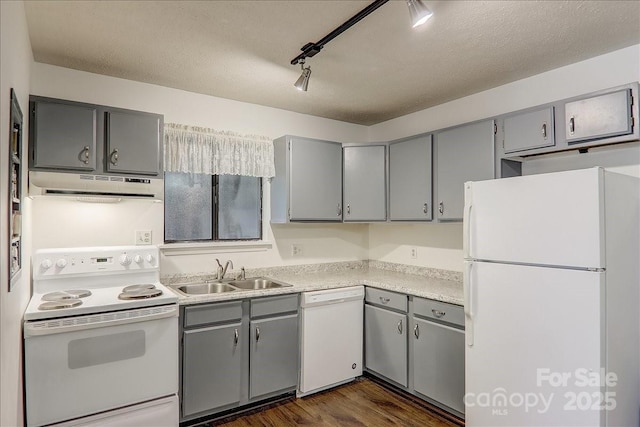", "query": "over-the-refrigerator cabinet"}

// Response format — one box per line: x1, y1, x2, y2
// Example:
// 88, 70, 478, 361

463, 167, 639, 426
